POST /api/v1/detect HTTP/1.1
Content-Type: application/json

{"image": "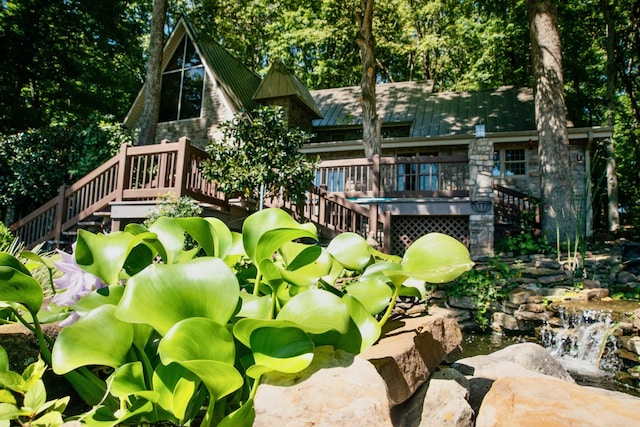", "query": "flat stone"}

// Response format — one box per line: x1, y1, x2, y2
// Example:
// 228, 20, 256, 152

428, 305, 472, 322
508, 288, 541, 305
537, 274, 570, 285
578, 288, 609, 301
476, 376, 640, 427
